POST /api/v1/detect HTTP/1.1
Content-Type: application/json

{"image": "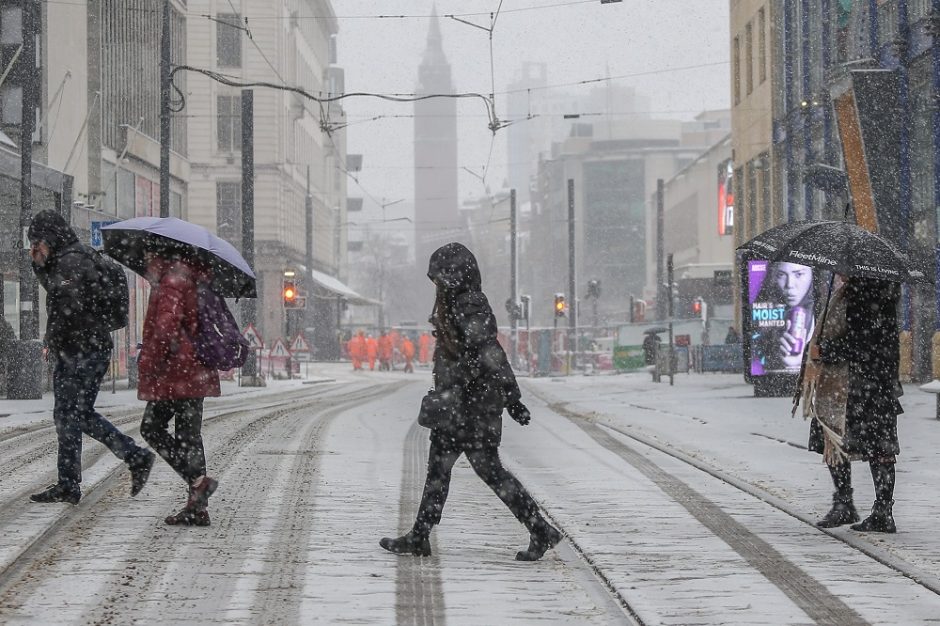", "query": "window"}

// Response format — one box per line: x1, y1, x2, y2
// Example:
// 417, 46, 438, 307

745, 22, 753, 95
216, 182, 242, 249
732, 35, 741, 105
1, 84, 21, 124
0, 6, 22, 44
117, 169, 135, 219
758, 8, 767, 84
216, 13, 242, 68
217, 94, 241, 152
